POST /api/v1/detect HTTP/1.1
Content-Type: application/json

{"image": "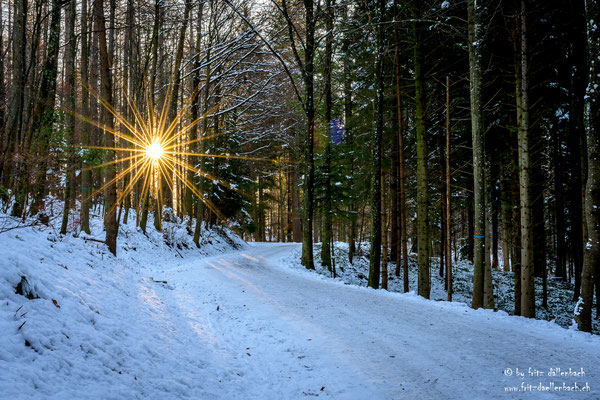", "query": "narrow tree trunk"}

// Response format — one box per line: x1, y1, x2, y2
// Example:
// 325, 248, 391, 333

396, 47, 409, 292
368, 0, 385, 289
61, 0, 77, 234
553, 131, 567, 279
381, 172, 388, 290
187, 2, 203, 223
440, 123, 446, 279
501, 176, 512, 272
341, 5, 356, 263
320, 0, 334, 270
445, 76, 453, 301
80, 0, 92, 234
4, 0, 26, 211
